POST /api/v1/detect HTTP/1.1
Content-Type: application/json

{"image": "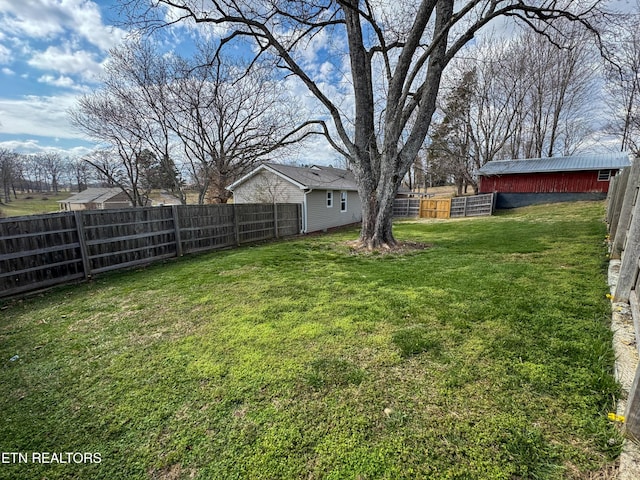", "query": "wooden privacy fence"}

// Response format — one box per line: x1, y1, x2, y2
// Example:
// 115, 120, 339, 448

0, 203, 301, 299
393, 193, 495, 219
606, 157, 640, 444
